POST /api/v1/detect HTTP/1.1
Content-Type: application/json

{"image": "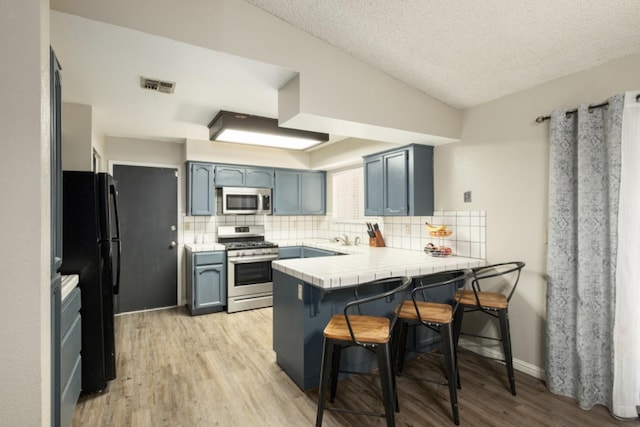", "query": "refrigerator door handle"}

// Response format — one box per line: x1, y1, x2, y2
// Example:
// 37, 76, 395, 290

114, 238, 121, 295
110, 181, 122, 295
110, 183, 121, 240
